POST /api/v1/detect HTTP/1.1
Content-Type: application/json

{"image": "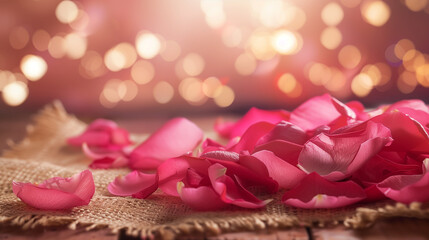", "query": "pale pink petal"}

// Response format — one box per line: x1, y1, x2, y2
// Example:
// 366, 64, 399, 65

214, 107, 289, 139
12, 170, 95, 210
252, 150, 306, 189
177, 183, 227, 211
202, 150, 239, 162
253, 140, 303, 166
129, 118, 204, 170
282, 173, 366, 209
208, 164, 271, 208
371, 111, 429, 152
256, 121, 307, 146
228, 122, 275, 153
289, 94, 355, 132
108, 171, 157, 197
298, 121, 392, 181
201, 138, 226, 154
67, 131, 110, 147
